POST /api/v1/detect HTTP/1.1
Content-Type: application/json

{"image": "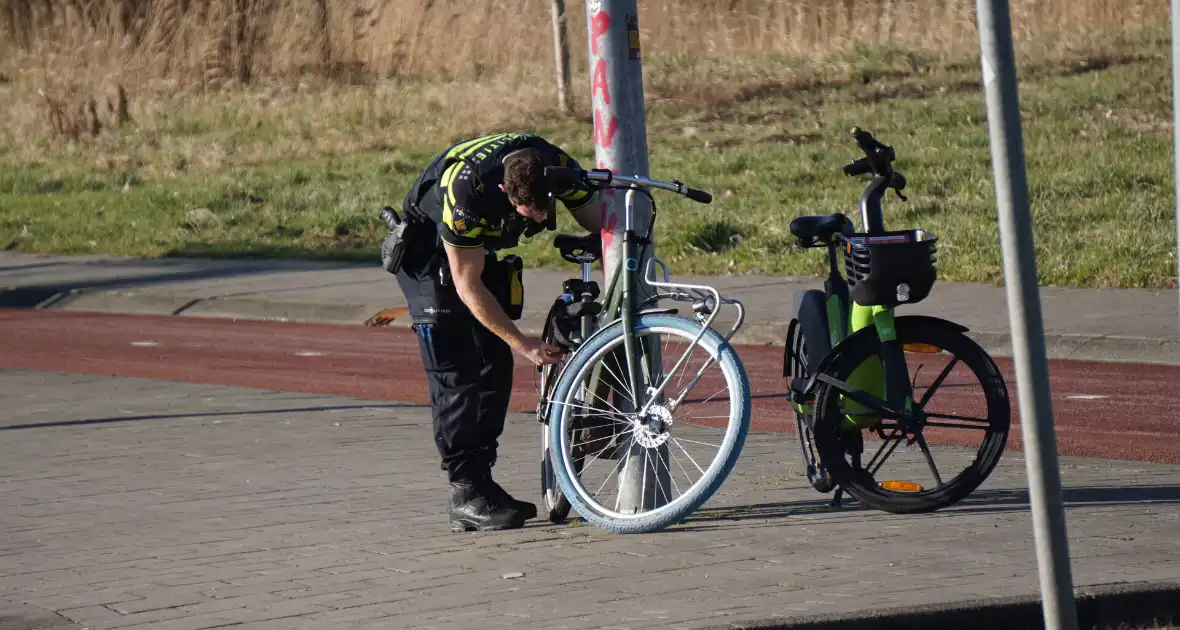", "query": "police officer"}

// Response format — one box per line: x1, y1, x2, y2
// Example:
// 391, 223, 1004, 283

384, 132, 602, 532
